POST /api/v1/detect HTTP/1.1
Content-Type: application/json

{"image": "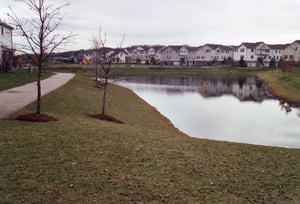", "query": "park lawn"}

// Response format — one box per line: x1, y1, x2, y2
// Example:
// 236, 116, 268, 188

258, 67, 300, 105
0, 74, 300, 203
48, 63, 264, 77
0, 69, 53, 91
